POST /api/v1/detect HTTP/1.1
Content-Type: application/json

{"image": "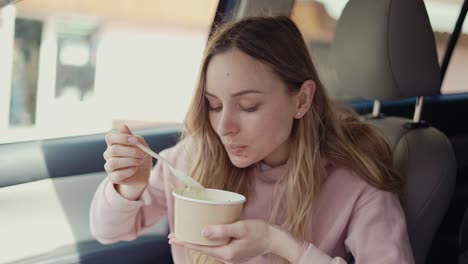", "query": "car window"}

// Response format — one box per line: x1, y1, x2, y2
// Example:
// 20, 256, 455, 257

428, 1, 468, 94
291, 0, 468, 96
0, 0, 218, 144
291, 0, 340, 97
